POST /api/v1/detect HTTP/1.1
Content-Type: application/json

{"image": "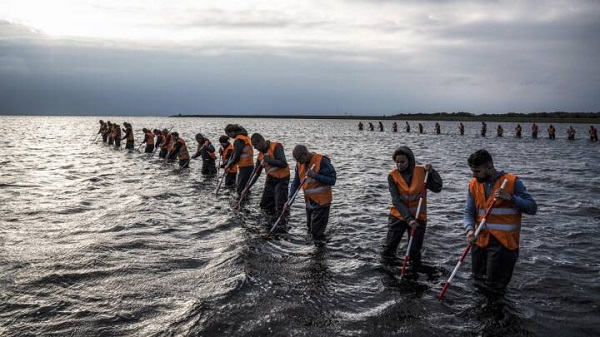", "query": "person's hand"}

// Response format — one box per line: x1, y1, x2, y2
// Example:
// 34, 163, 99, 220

307, 168, 317, 177
494, 189, 512, 201
466, 230, 475, 243
409, 219, 419, 229
425, 164, 433, 172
